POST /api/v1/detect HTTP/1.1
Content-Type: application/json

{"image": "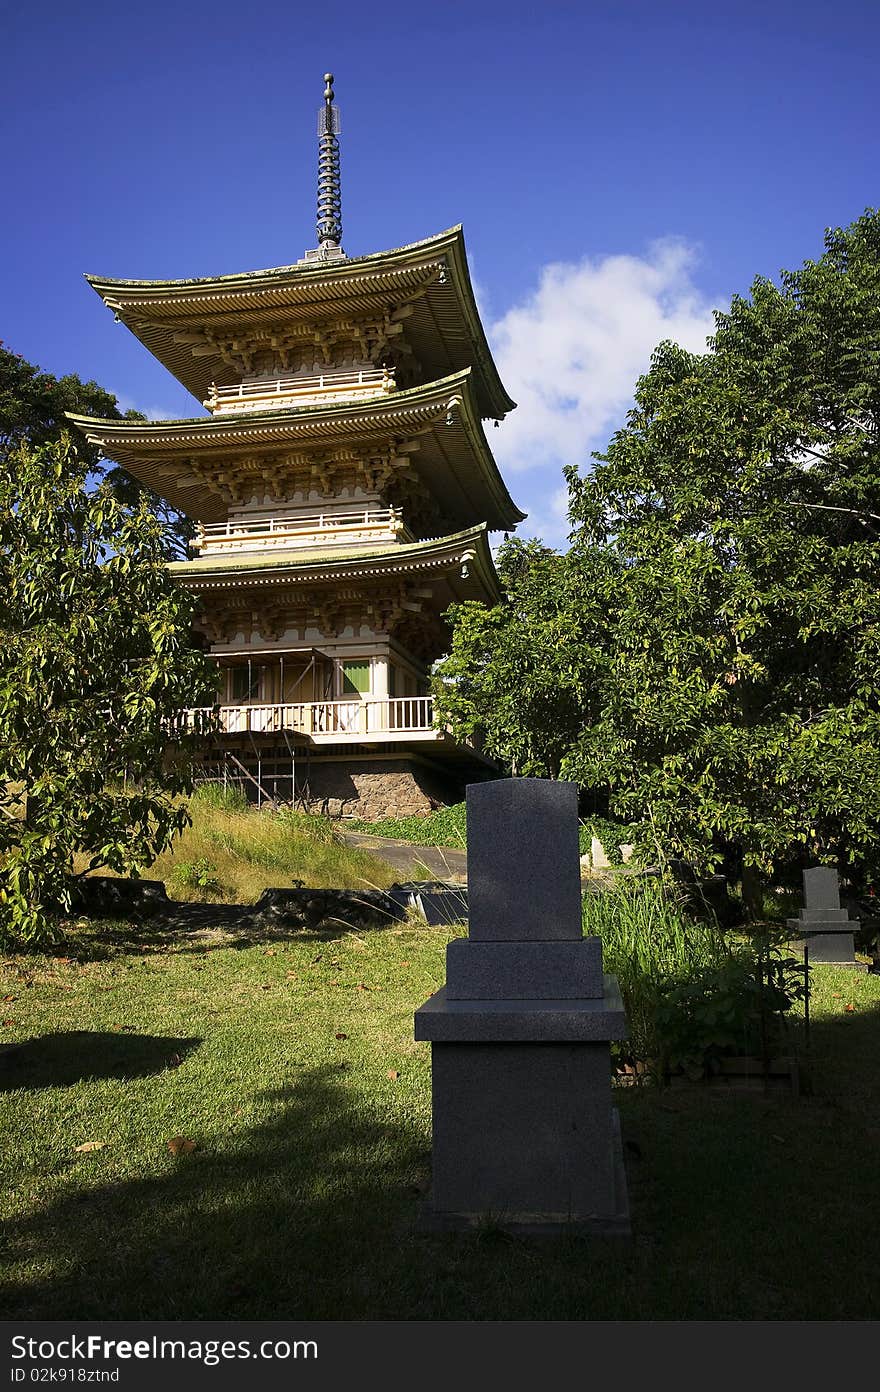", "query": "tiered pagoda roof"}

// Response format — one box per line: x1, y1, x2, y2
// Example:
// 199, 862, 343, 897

70, 73, 524, 628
